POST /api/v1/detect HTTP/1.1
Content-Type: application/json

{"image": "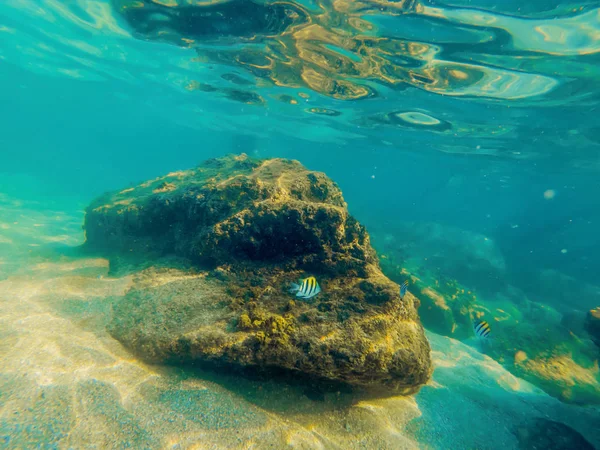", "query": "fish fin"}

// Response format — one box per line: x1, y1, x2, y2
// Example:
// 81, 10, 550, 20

289, 282, 300, 294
